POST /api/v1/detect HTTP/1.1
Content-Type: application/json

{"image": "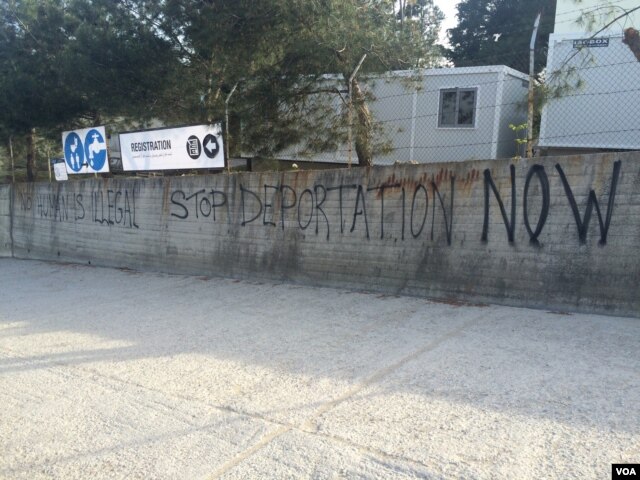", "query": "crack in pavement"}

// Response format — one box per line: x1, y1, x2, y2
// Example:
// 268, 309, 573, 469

0, 311, 481, 478
206, 314, 480, 478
